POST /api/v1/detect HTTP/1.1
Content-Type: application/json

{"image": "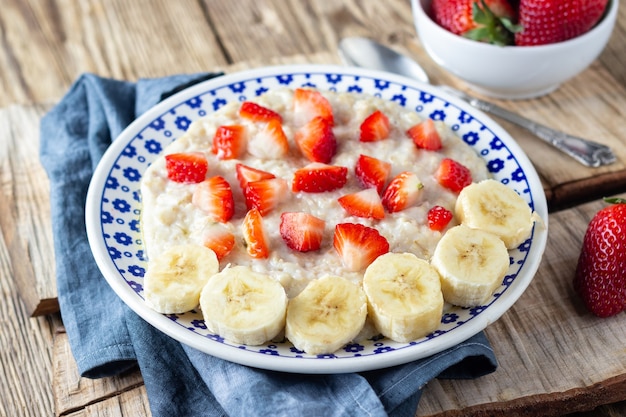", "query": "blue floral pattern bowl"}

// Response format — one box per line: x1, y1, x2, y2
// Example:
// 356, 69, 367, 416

85, 64, 548, 374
